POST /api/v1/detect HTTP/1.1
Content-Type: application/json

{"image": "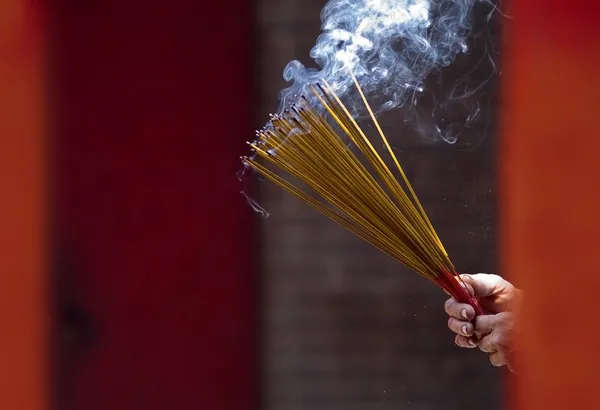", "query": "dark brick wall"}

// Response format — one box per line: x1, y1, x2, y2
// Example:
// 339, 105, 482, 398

254, 1, 502, 409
